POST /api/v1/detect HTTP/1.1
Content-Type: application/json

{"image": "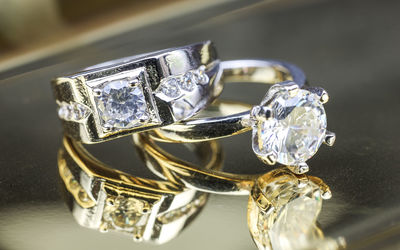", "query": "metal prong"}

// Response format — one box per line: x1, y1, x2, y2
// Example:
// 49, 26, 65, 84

320, 90, 329, 104
289, 162, 309, 174
133, 233, 143, 242
103, 124, 113, 132
106, 197, 115, 206
324, 131, 336, 146
129, 79, 140, 87
93, 88, 102, 96
282, 82, 300, 97
308, 176, 332, 199
308, 87, 329, 104
322, 190, 332, 200
99, 223, 109, 233
251, 105, 273, 121
261, 153, 277, 165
